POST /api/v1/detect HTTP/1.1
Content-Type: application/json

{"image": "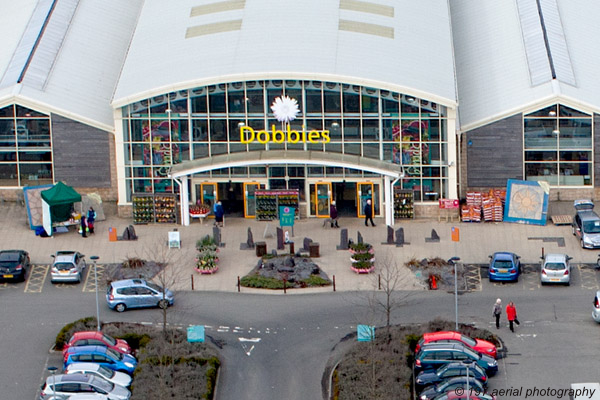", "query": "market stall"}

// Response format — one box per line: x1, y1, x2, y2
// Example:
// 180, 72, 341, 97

41, 182, 82, 236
